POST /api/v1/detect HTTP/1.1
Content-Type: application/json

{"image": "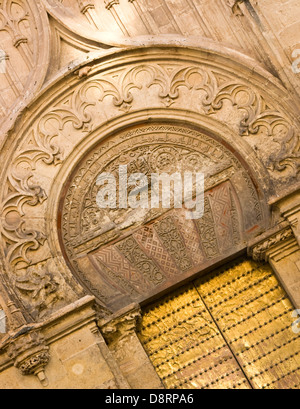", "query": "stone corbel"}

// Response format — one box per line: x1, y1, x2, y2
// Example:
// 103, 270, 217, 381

104, 0, 119, 10
99, 303, 141, 347
78, 0, 95, 14
248, 222, 300, 308
248, 223, 295, 262
5, 329, 50, 387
